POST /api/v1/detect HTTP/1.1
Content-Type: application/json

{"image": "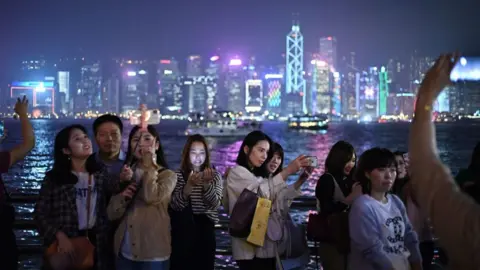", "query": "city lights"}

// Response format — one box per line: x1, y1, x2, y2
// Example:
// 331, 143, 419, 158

229, 59, 242, 66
